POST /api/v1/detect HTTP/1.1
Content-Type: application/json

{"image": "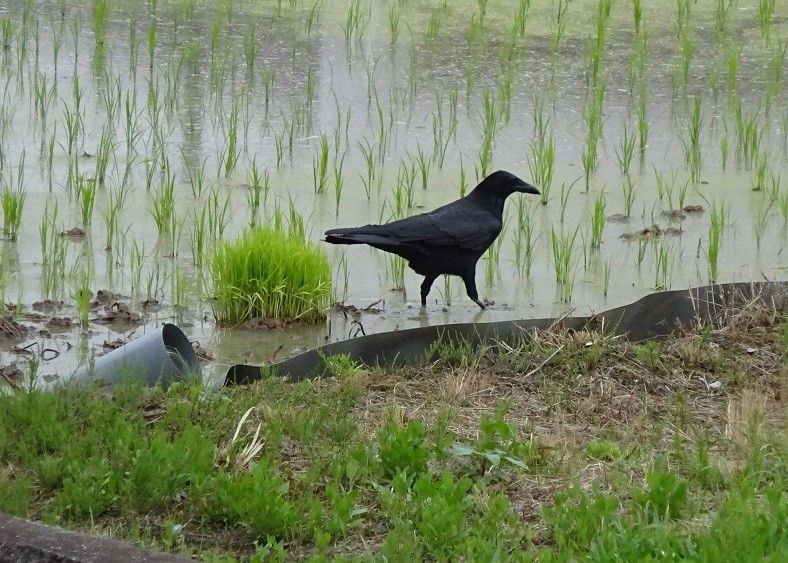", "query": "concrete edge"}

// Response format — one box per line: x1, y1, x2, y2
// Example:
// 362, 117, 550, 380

0, 513, 193, 563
